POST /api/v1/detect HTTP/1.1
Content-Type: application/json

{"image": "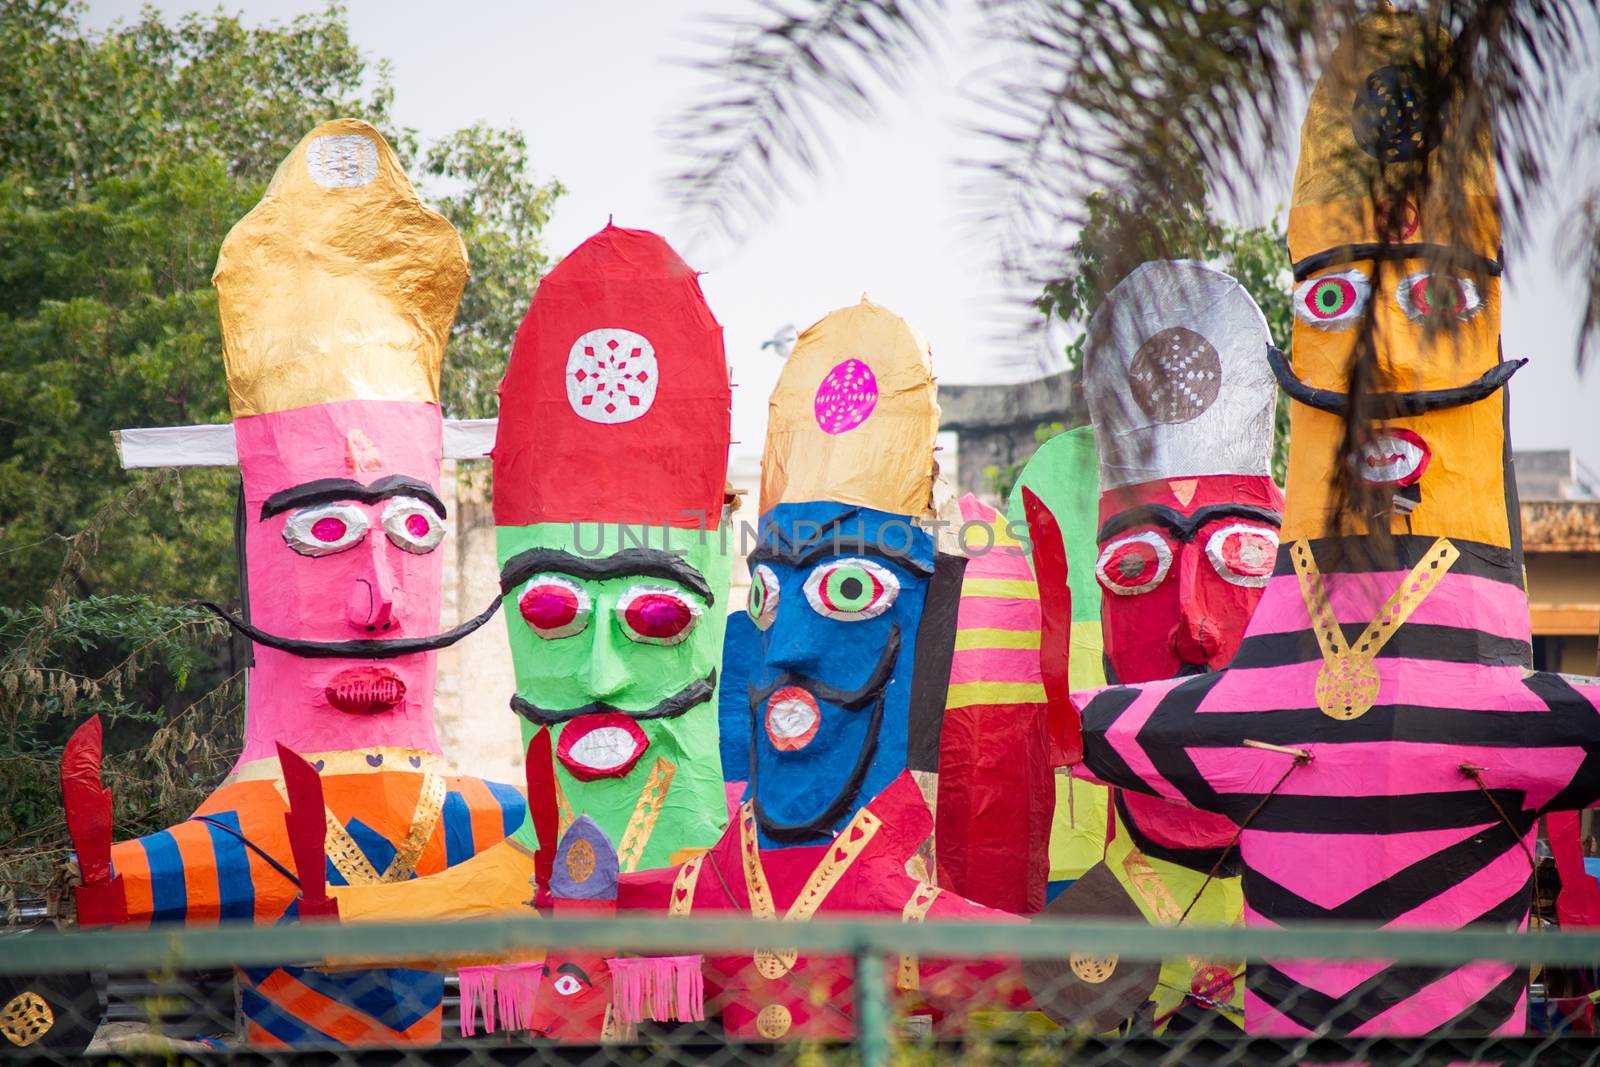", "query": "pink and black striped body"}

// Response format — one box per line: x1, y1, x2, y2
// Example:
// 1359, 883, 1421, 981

1076, 532, 1600, 1035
